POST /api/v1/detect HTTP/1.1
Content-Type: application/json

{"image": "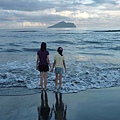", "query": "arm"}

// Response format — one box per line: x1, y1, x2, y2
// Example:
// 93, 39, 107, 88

47, 55, 51, 67
50, 60, 56, 72
63, 60, 66, 73
36, 55, 40, 70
